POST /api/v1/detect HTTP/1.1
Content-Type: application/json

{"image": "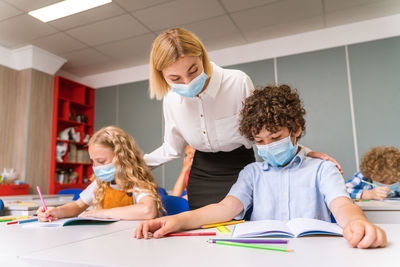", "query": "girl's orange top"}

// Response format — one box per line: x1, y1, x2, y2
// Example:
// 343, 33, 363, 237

102, 185, 133, 209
